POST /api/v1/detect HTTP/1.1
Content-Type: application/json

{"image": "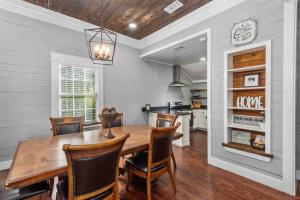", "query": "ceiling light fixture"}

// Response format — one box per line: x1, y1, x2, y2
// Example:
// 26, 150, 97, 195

84, 1, 117, 65
128, 22, 137, 30
200, 57, 206, 62
164, 0, 183, 14
199, 37, 207, 42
